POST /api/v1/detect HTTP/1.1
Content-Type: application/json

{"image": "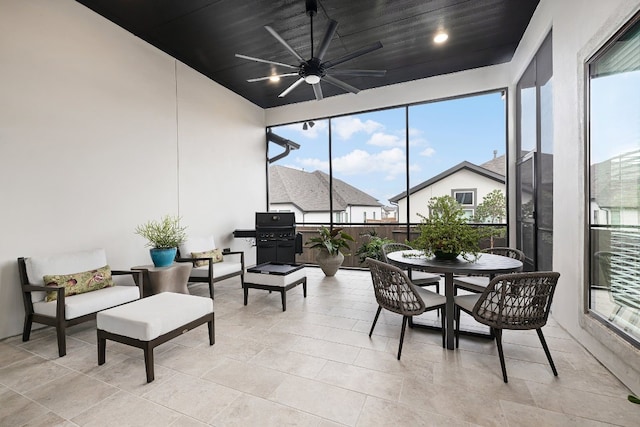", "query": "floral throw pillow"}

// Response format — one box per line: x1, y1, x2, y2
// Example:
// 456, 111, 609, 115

191, 249, 224, 267
43, 265, 114, 302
